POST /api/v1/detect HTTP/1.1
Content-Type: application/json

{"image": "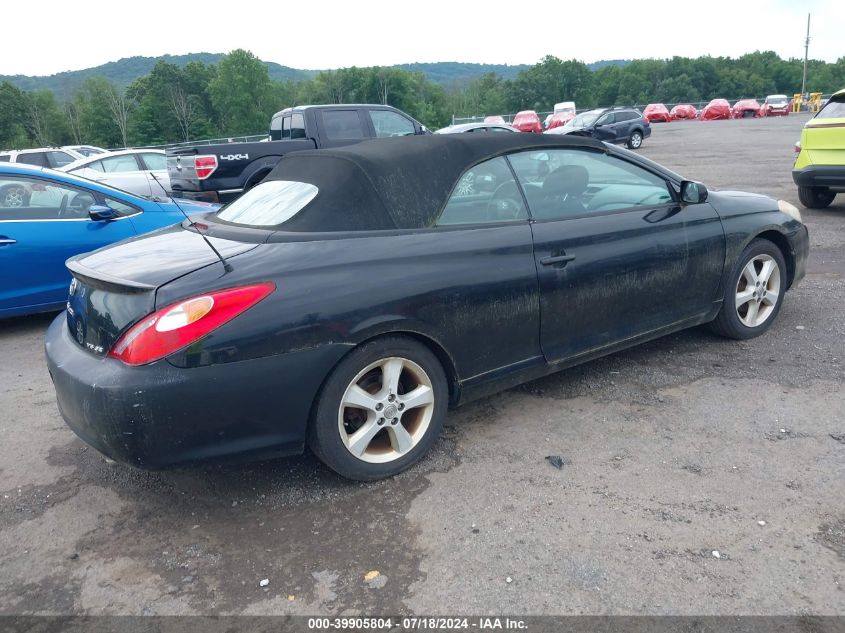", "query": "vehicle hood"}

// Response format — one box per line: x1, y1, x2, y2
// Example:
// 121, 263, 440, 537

68, 221, 258, 289
705, 190, 777, 217
552, 126, 585, 135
